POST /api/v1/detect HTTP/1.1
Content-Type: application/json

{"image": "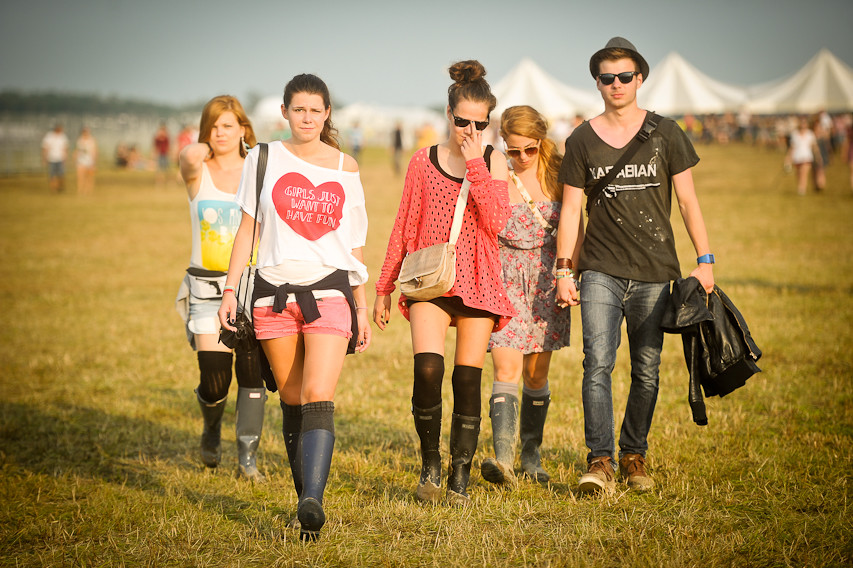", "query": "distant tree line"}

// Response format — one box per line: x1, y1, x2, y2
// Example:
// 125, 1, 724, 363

0, 90, 201, 116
